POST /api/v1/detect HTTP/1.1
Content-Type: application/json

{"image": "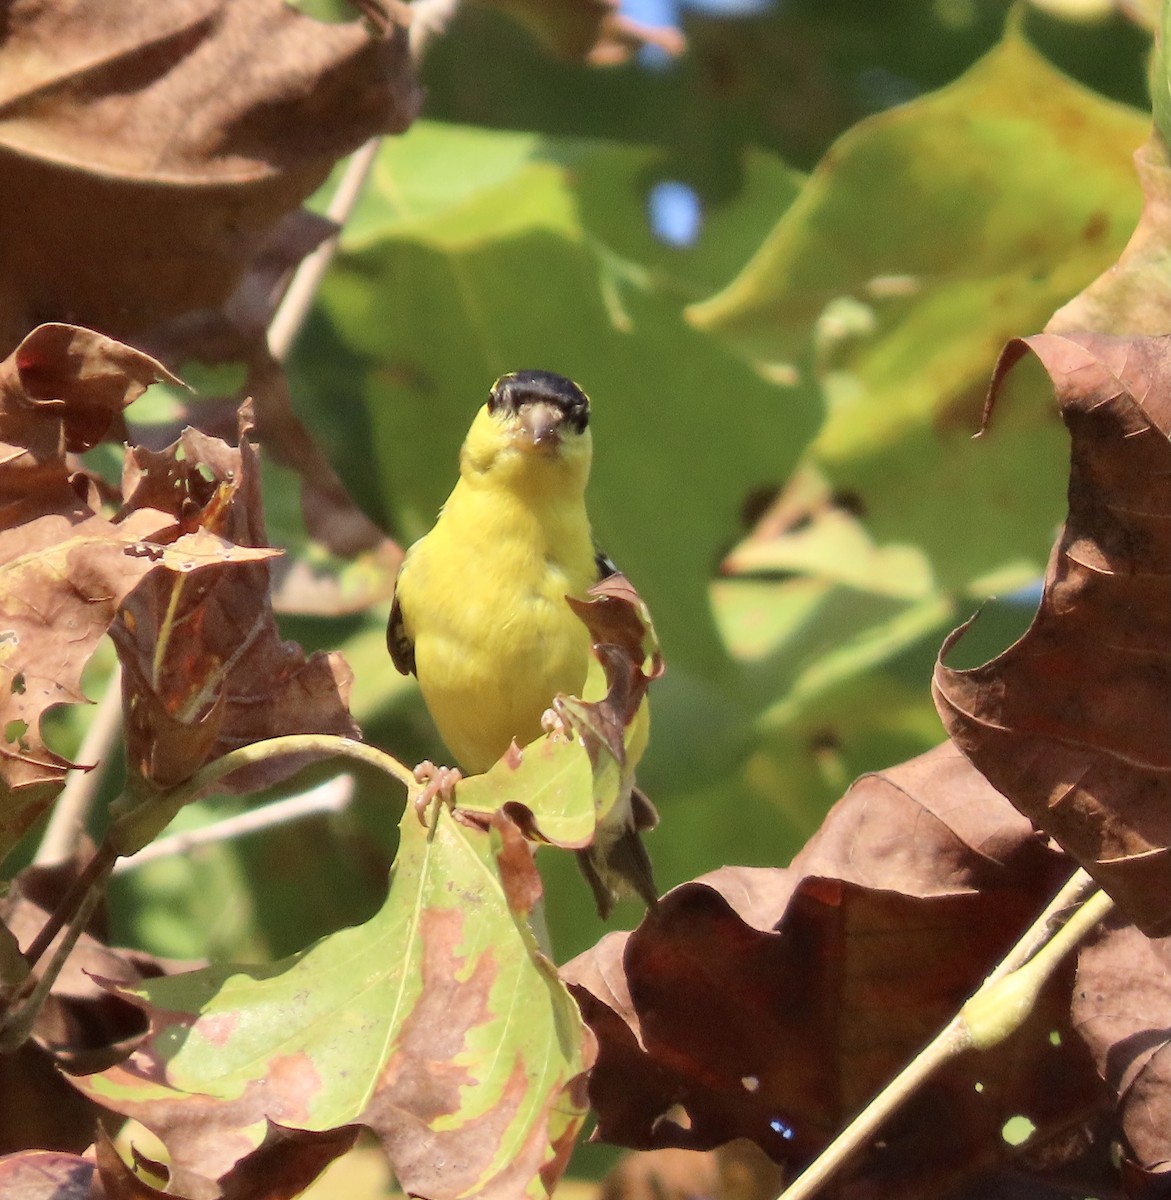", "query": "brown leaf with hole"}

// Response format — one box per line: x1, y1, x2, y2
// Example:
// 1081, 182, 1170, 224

0, 328, 181, 849
564, 744, 1112, 1200
934, 331, 1171, 937
473, 0, 684, 64
1072, 916, 1171, 1184
0, 0, 418, 360
112, 405, 360, 793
